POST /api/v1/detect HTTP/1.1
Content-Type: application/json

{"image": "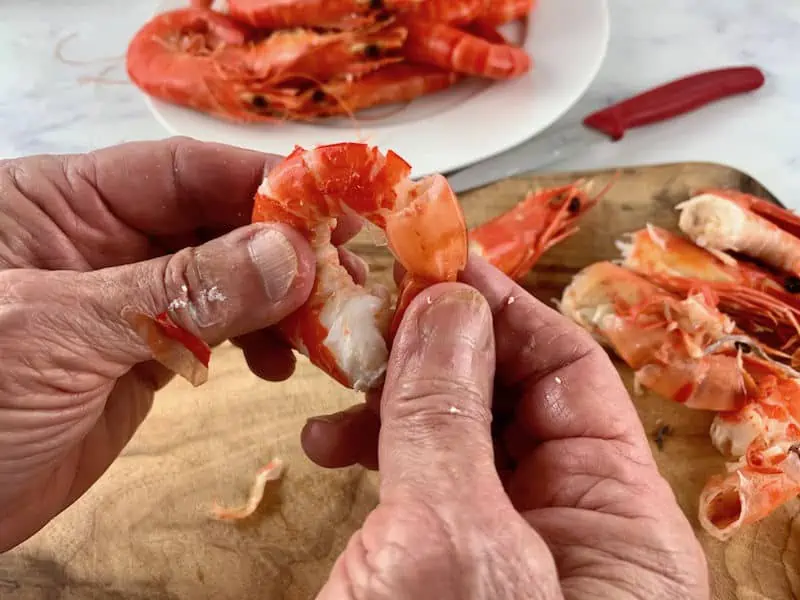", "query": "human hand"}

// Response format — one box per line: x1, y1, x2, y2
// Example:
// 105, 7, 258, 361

302, 257, 710, 599
0, 137, 367, 552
